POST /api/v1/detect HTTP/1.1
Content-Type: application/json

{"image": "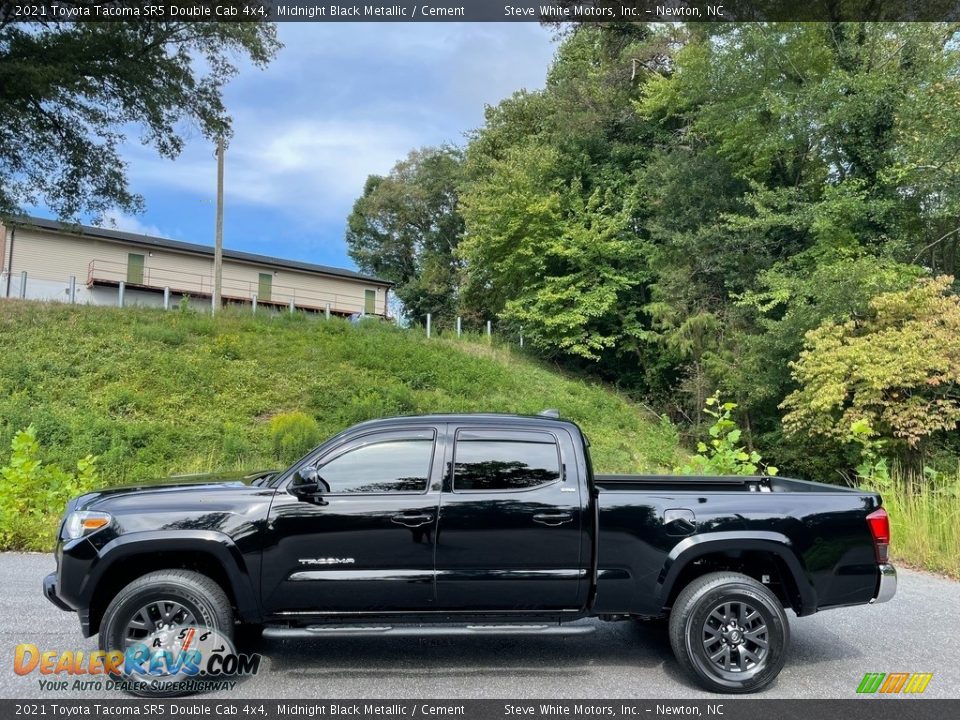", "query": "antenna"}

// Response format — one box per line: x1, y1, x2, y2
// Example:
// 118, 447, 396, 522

538, 409, 560, 419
